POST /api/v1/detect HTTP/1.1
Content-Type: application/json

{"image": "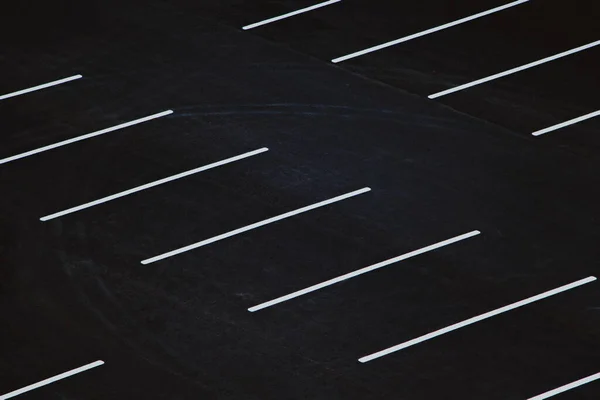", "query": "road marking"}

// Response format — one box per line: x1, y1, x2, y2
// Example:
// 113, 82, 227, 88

0, 110, 173, 165
40, 148, 269, 221
527, 372, 600, 400
242, 0, 342, 30
0, 75, 83, 101
532, 109, 600, 136
332, 0, 529, 63
429, 40, 600, 99
359, 276, 597, 363
141, 187, 371, 264
0, 360, 104, 399
249, 230, 481, 312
